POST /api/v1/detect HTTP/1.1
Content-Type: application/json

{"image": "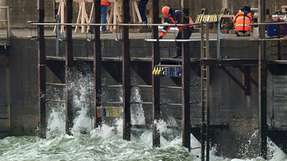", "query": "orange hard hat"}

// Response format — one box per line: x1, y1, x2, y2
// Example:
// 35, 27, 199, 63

162, 6, 170, 17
